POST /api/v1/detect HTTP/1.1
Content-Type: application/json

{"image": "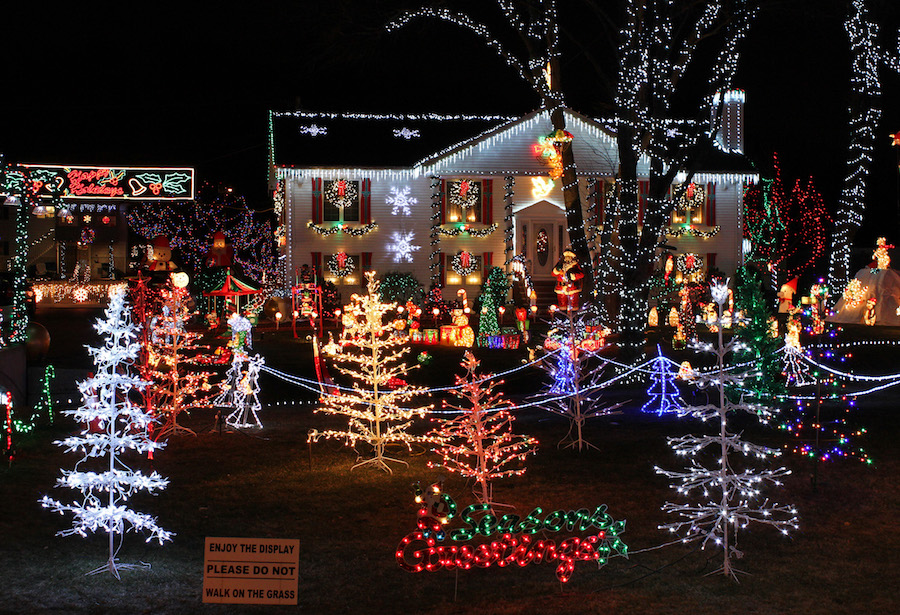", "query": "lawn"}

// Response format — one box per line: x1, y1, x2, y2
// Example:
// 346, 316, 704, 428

1, 329, 898, 614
